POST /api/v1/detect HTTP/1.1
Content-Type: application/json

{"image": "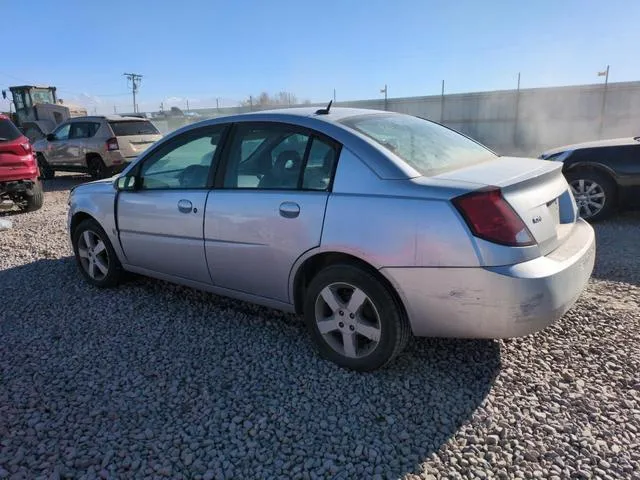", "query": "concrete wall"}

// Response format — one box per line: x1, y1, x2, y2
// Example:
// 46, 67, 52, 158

154, 81, 640, 157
